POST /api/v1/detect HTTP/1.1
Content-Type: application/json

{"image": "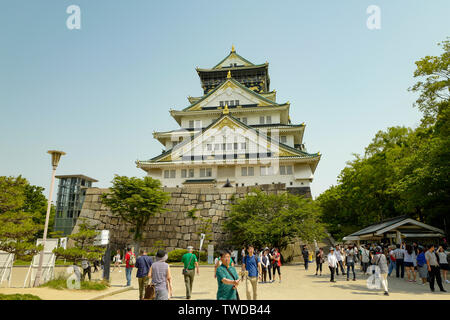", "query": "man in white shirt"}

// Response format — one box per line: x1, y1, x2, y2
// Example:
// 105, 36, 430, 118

328, 247, 338, 283
393, 244, 405, 278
